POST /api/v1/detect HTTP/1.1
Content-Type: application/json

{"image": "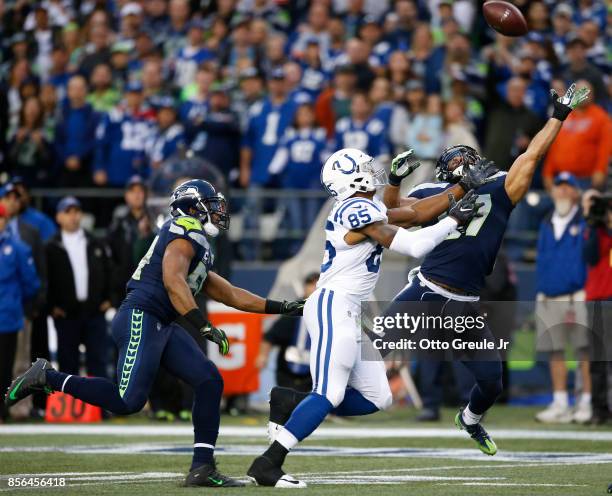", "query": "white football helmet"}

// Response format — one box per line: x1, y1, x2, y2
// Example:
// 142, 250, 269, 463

320, 148, 387, 201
